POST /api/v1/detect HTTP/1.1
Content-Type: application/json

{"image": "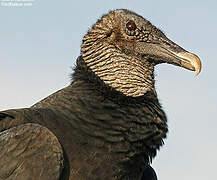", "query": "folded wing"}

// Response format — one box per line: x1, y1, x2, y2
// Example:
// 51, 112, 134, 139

0, 123, 64, 180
